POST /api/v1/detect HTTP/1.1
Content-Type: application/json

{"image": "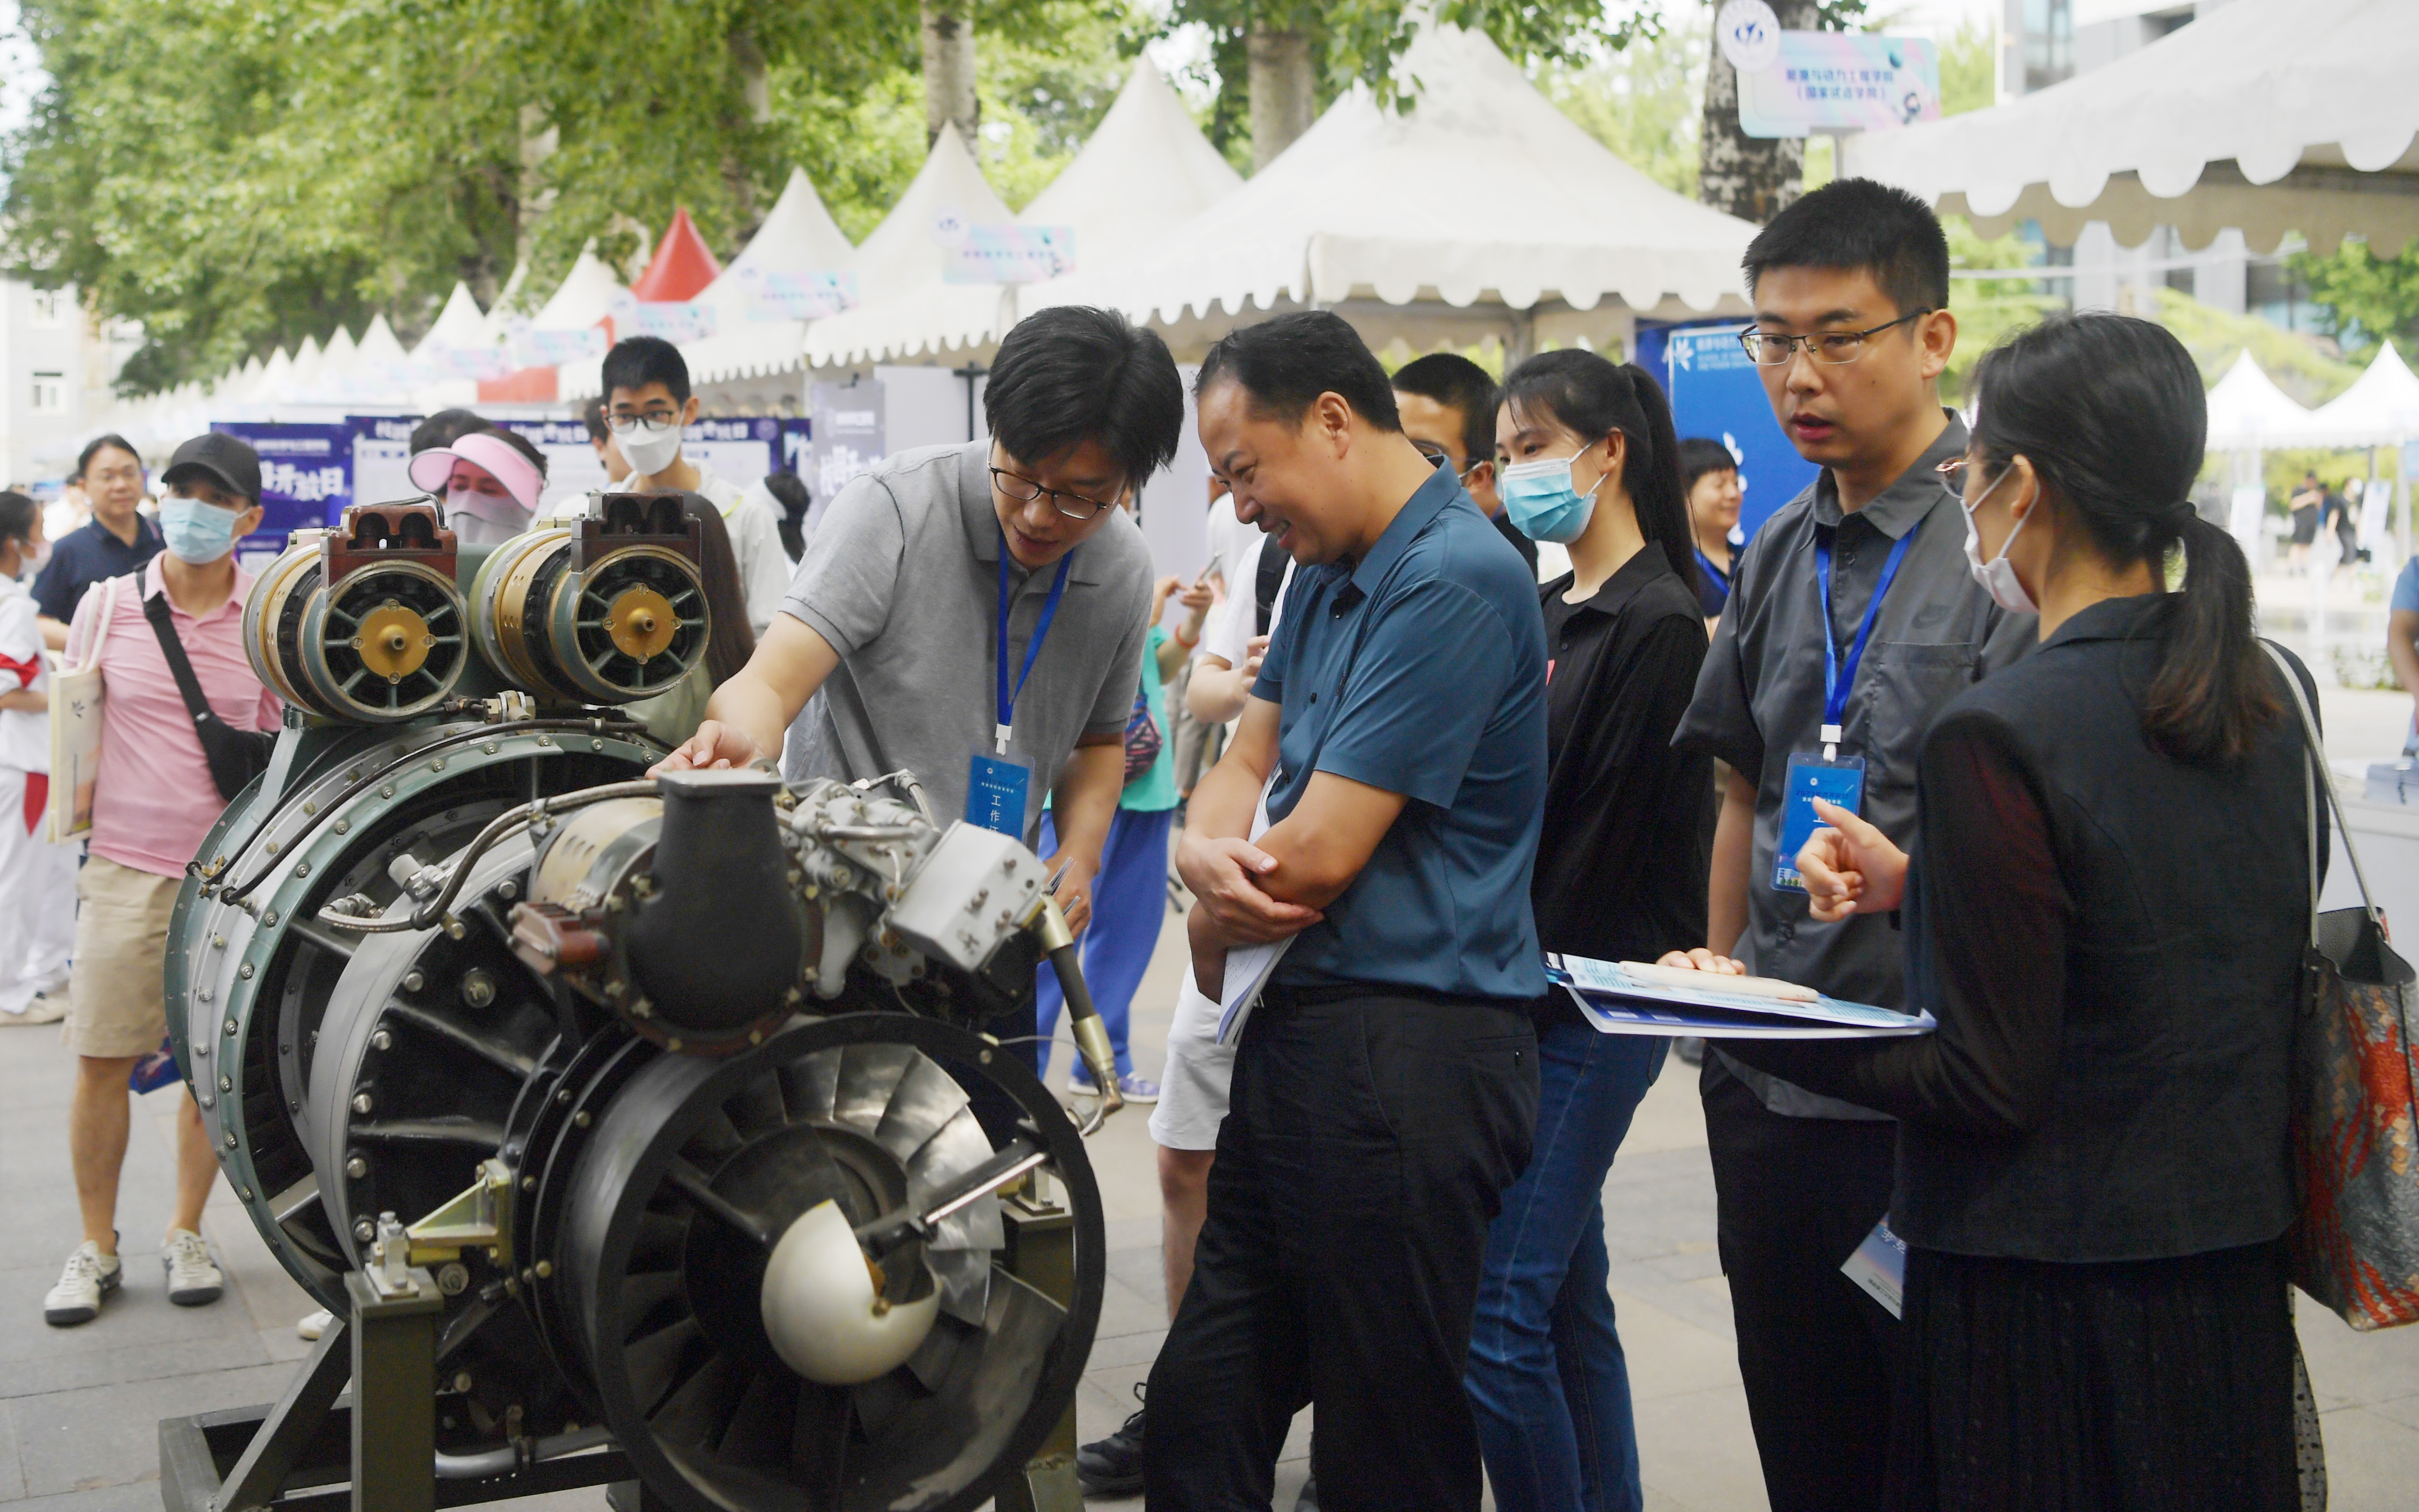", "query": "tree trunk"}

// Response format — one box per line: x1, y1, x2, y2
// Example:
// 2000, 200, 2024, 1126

920, 1, 979, 149
516, 103, 558, 271
1698, 0, 1820, 225
1245, 23, 1315, 171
